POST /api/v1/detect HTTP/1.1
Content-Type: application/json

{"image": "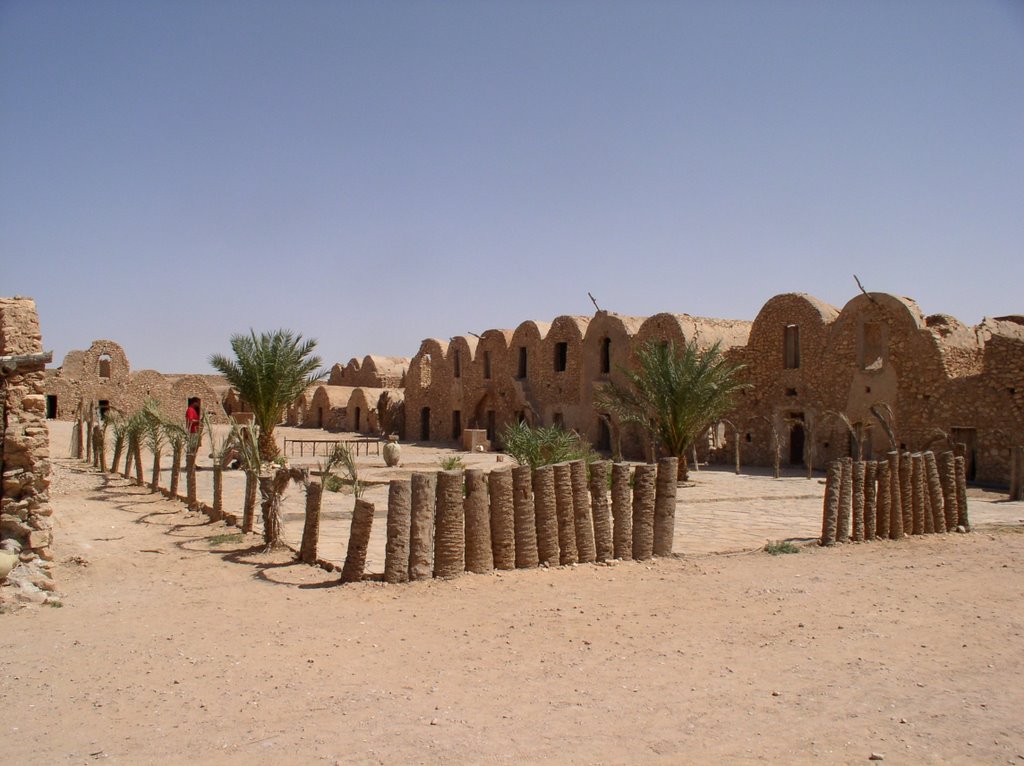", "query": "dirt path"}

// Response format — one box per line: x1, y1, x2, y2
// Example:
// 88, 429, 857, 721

2, 458, 1023, 765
